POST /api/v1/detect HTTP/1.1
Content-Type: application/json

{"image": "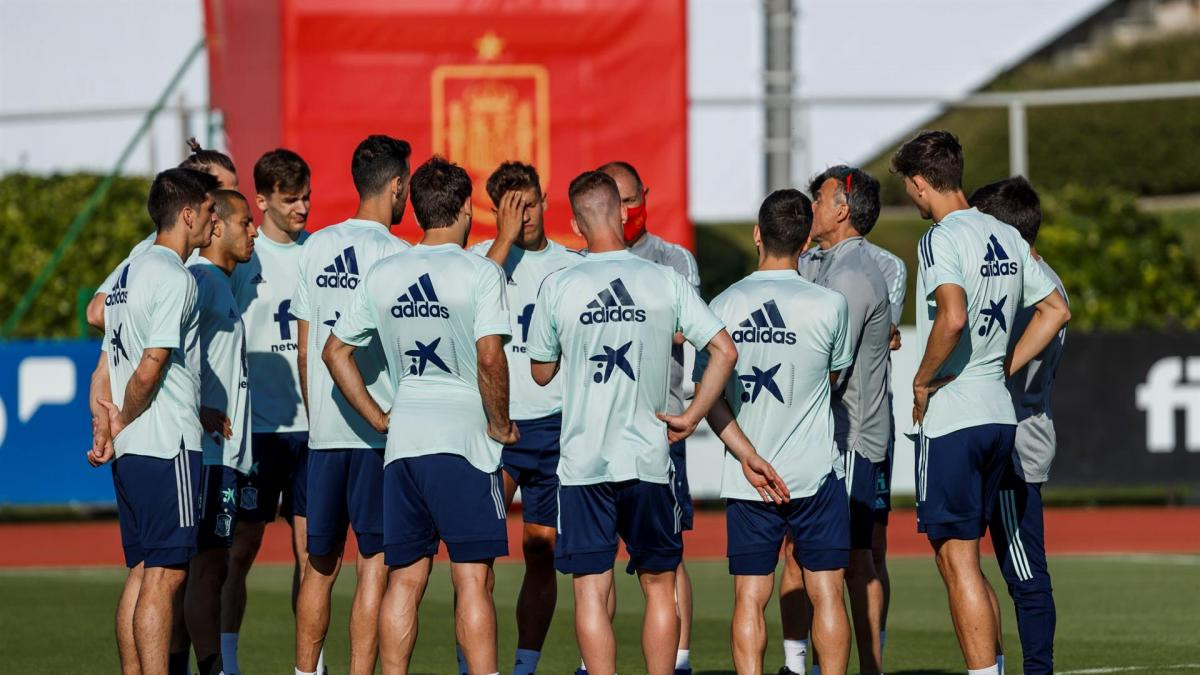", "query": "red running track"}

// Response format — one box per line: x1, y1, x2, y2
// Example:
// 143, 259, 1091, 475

1, 507, 1197, 568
